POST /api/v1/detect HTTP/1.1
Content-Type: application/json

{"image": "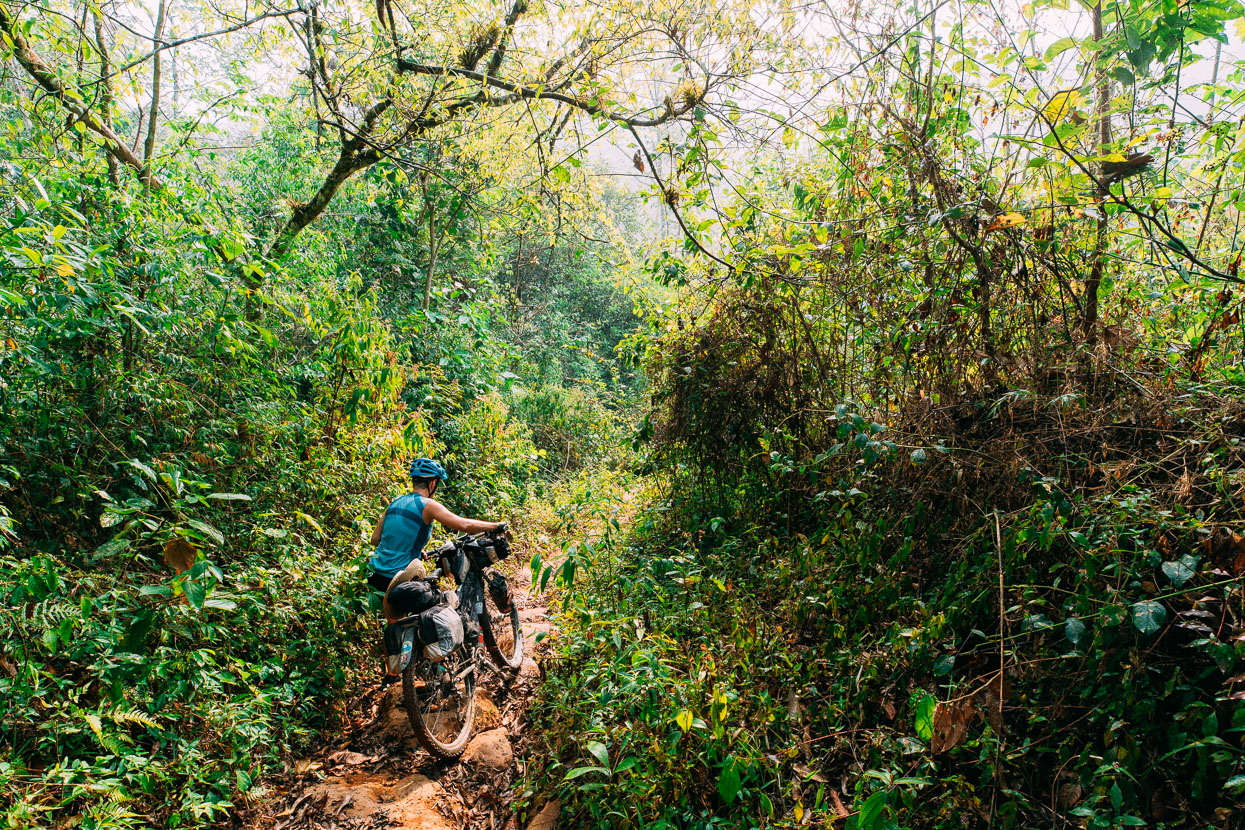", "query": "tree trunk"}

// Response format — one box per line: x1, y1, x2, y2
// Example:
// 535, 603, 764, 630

91, 10, 119, 185
265, 100, 389, 262
142, 0, 168, 170
1083, 1, 1112, 339
423, 202, 438, 310
266, 146, 377, 261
